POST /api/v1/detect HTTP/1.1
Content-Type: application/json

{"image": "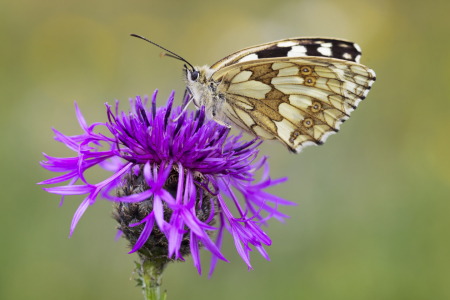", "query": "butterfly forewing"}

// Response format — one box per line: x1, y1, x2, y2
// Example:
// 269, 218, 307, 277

214, 57, 376, 153
211, 38, 363, 71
